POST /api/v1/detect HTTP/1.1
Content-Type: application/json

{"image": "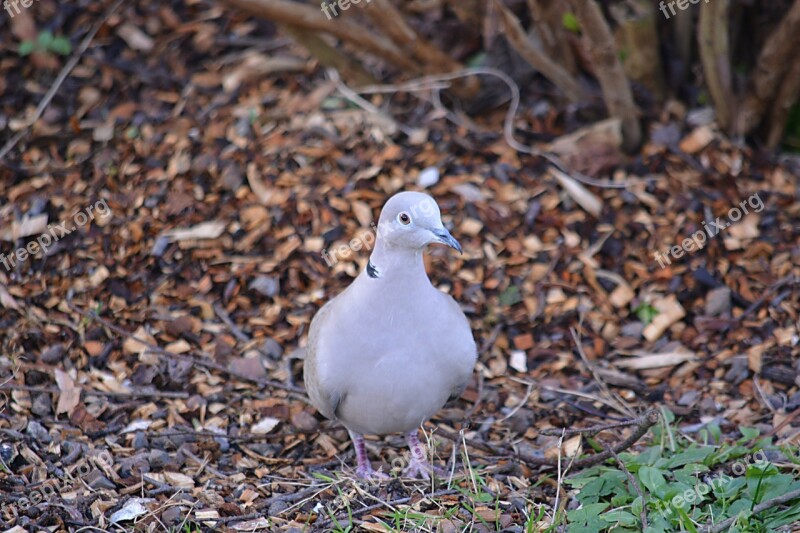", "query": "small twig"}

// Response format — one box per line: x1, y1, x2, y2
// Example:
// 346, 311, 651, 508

496, 381, 533, 423
438, 409, 660, 471
143, 475, 179, 496
0, 383, 189, 399
609, 446, 648, 530
540, 417, 645, 436
326, 69, 416, 137
551, 428, 565, 528
0, 0, 124, 164
700, 487, 800, 533
727, 275, 798, 331
319, 488, 458, 530
570, 327, 633, 417
67, 303, 305, 398
766, 405, 800, 440
355, 68, 634, 189
213, 303, 251, 343
478, 324, 503, 356
204, 484, 329, 525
